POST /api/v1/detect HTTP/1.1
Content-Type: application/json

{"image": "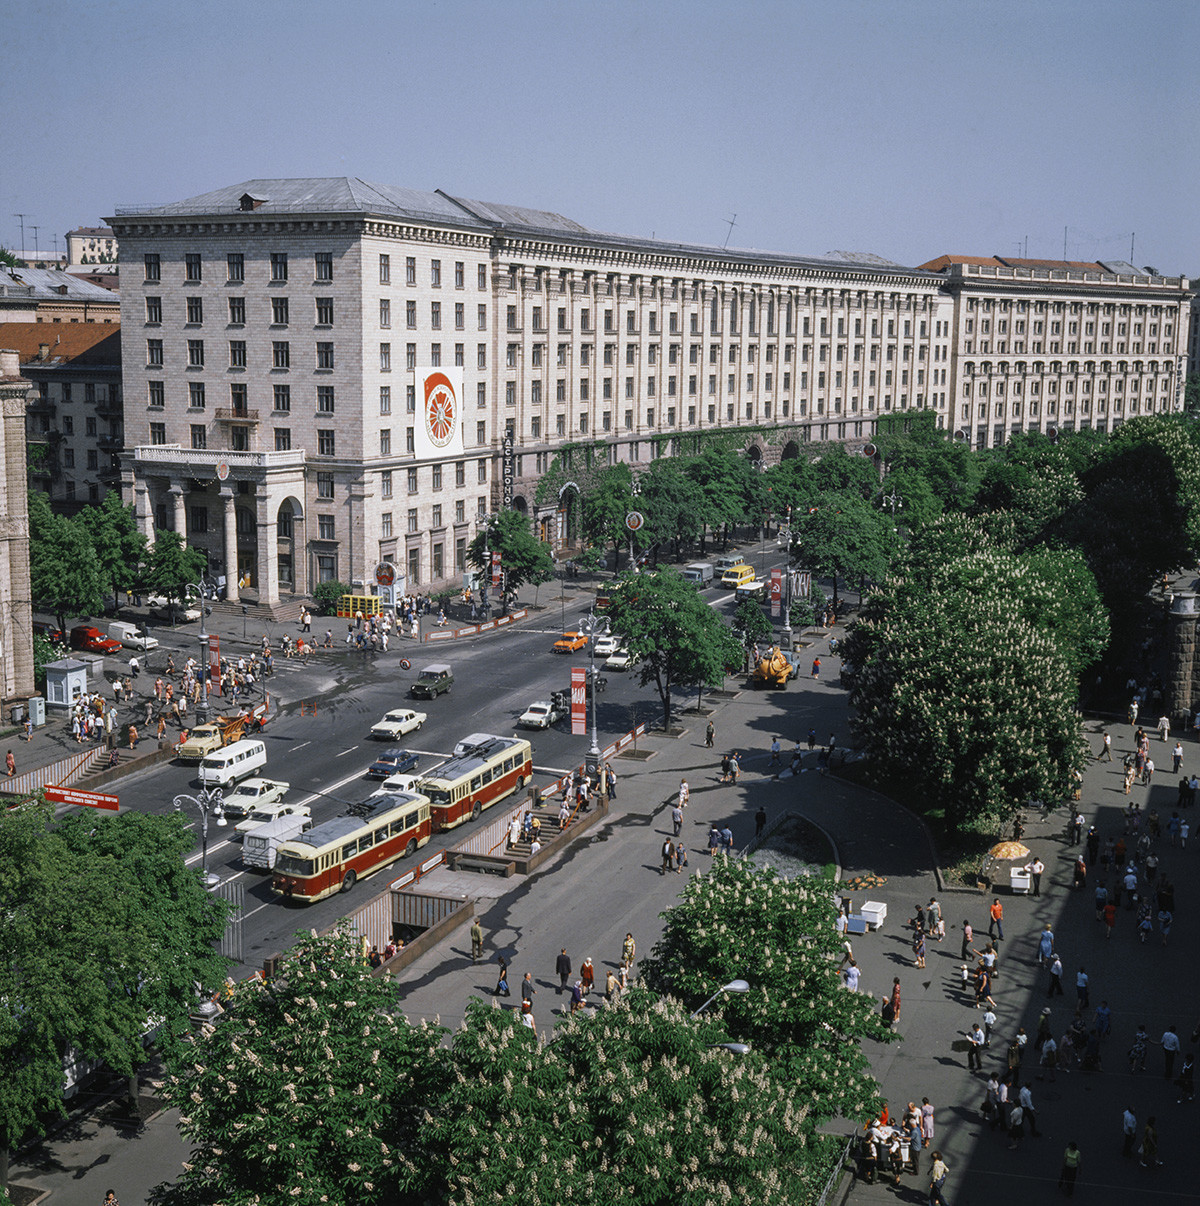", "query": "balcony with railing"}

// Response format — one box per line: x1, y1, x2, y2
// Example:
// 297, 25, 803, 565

215, 407, 260, 424
130, 445, 307, 473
